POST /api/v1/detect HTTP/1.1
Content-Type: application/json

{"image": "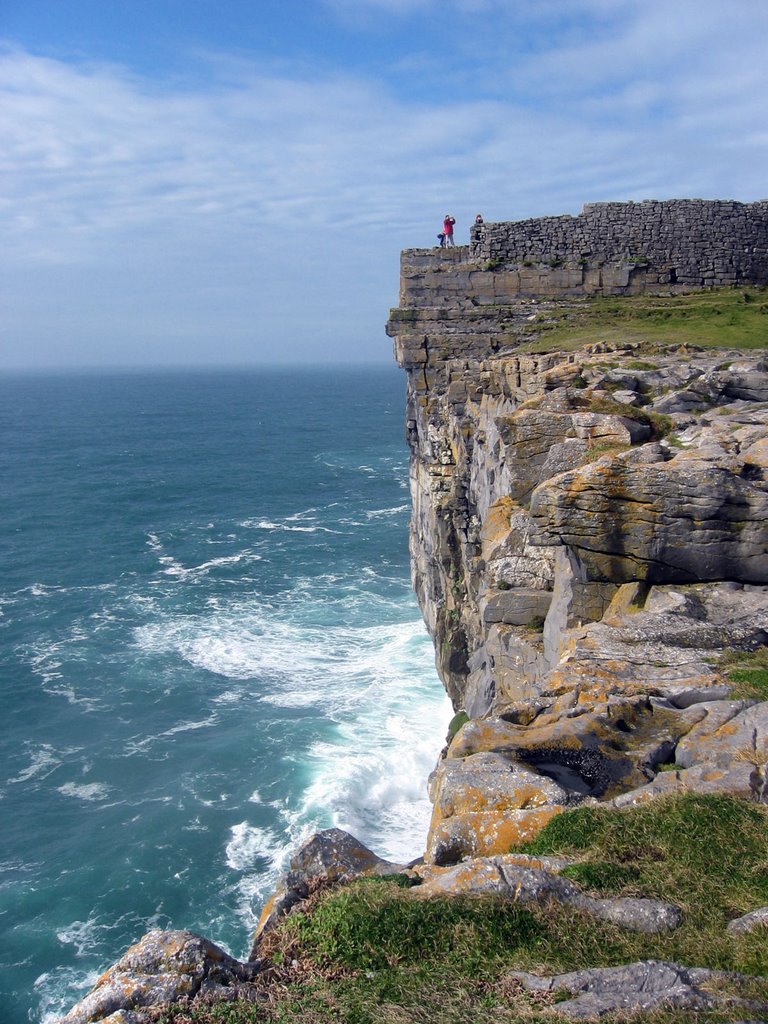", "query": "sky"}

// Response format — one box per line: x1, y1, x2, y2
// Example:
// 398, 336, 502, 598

1, 0, 767, 369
